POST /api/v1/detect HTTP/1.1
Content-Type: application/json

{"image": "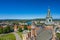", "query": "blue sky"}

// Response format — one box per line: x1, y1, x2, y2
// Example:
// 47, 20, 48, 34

0, 0, 60, 19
